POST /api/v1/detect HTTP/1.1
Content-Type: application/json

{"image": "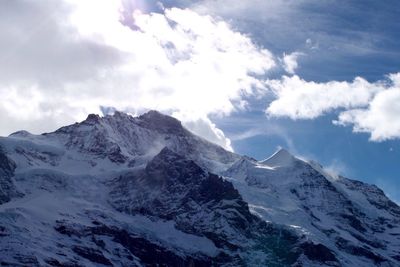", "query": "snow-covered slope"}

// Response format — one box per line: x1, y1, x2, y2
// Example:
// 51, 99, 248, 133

0, 111, 399, 266
224, 148, 400, 266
